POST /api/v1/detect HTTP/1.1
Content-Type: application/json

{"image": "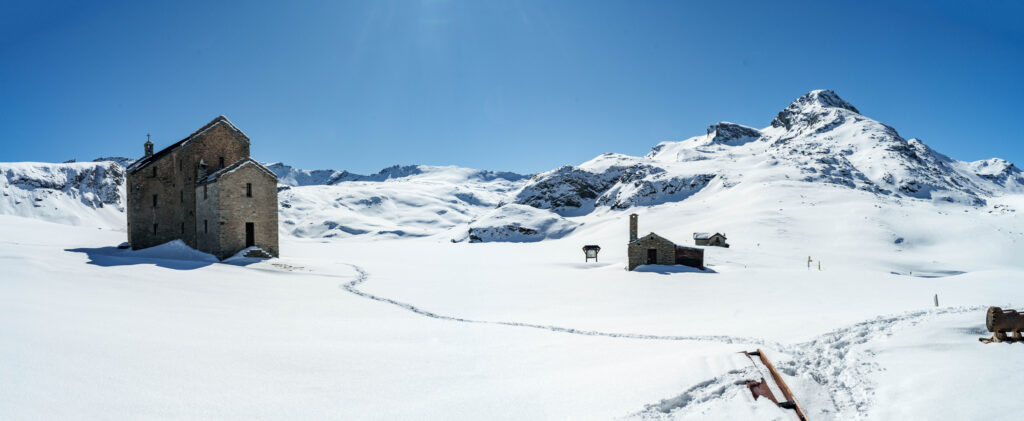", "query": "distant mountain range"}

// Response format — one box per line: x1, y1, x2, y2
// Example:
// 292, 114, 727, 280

3, 90, 1021, 242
